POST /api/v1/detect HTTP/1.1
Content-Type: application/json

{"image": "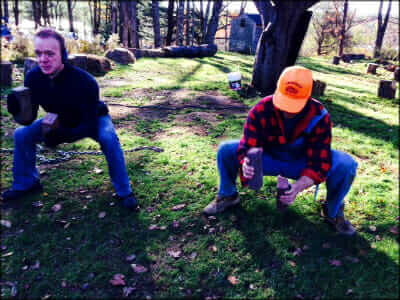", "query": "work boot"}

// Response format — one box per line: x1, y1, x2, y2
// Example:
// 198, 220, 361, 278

321, 202, 356, 236
203, 193, 240, 215
1, 181, 43, 207
116, 193, 138, 210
